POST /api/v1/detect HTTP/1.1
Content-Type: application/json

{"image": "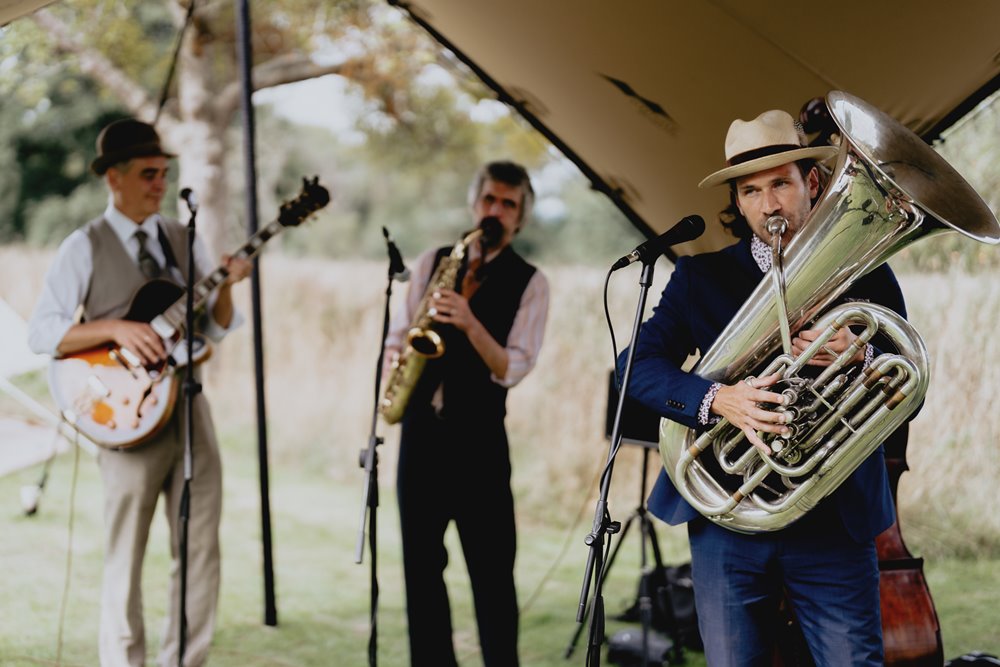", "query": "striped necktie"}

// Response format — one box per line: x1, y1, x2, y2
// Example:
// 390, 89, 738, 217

134, 229, 162, 279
